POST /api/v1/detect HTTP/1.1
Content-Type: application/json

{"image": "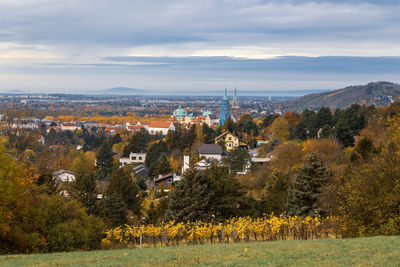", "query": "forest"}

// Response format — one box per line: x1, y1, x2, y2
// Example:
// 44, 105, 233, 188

1, 102, 400, 253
